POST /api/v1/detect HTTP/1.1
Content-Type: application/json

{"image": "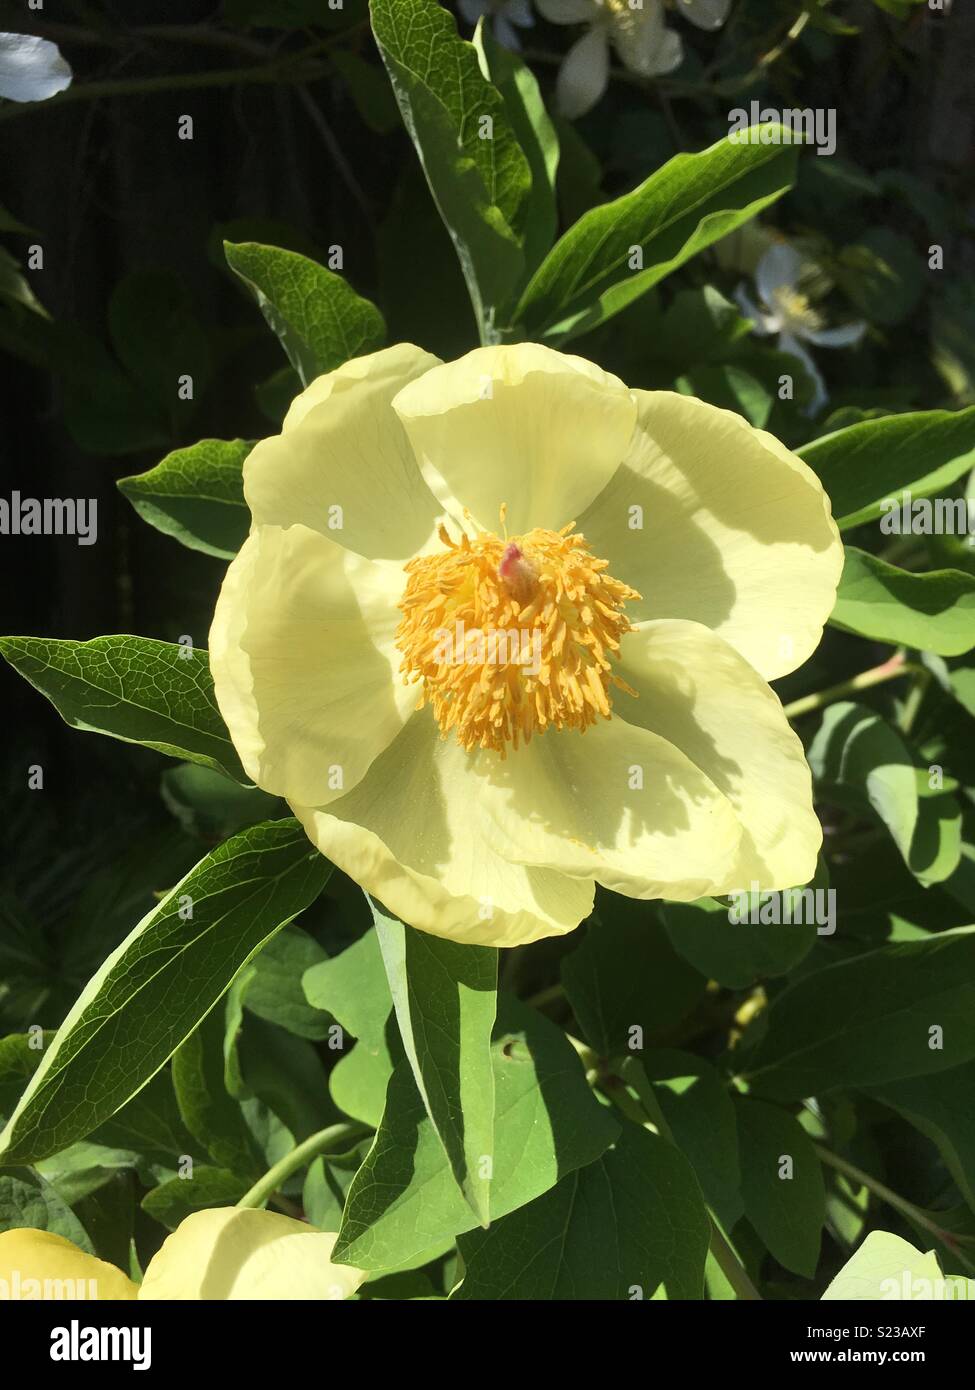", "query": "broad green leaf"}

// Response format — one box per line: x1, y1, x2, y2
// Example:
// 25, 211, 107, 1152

372, 900, 497, 1225
87, 1067, 201, 1169
0, 1031, 50, 1121
0, 819, 331, 1165
561, 899, 705, 1056
224, 240, 385, 387
807, 701, 961, 885
161, 763, 281, 841
808, 702, 917, 870
734, 1098, 824, 1278
303, 928, 391, 1047
172, 1007, 264, 1182
909, 776, 963, 888
243, 926, 330, 1041
737, 928, 975, 1100
799, 406, 975, 530
141, 1166, 249, 1231
369, 0, 531, 331
513, 125, 798, 343
303, 1144, 371, 1234
0, 635, 248, 784
452, 1123, 710, 1300
830, 547, 975, 656
235, 1013, 340, 1144
639, 1051, 743, 1230
334, 997, 619, 1271
474, 20, 558, 281
822, 1231, 951, 1300
867, 1062, 975, 1211
676, 364, 772, 428
0, 1168, 93, 1252
663, 891, 819, 990
35, 1142, 142, 1207
118, 438, 251, 560
303, 930, 394, 1128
